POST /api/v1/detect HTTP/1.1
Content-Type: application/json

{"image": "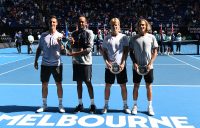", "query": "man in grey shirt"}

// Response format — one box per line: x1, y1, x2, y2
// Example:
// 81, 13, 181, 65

67, 16, 96, 114
129, 19, 158, 116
